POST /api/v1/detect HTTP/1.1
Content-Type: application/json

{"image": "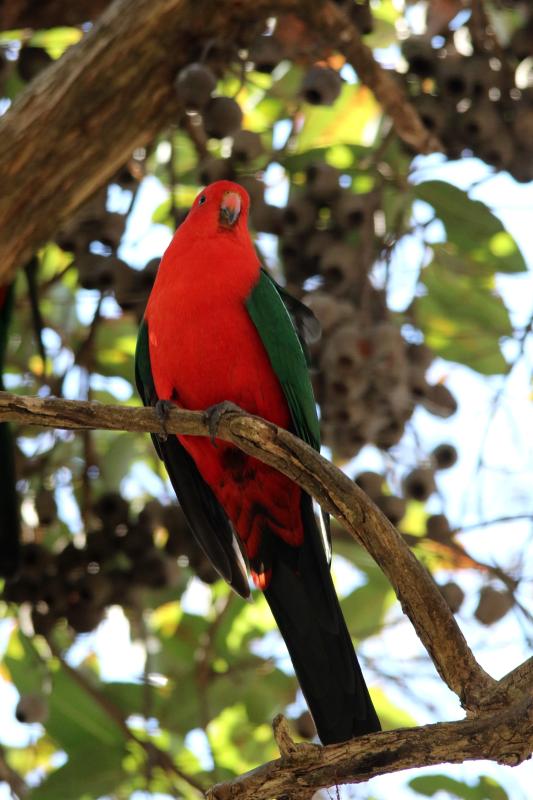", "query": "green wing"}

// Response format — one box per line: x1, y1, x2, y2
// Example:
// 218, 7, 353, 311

246, 270, 331, 560
135, 319, 250, 598
246, 269, 320, 451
